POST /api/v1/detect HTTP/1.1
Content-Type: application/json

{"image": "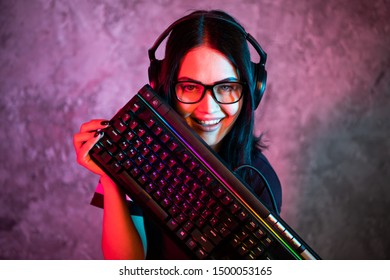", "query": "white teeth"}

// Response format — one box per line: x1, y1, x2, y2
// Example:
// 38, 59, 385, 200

198, 119, 221, 125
